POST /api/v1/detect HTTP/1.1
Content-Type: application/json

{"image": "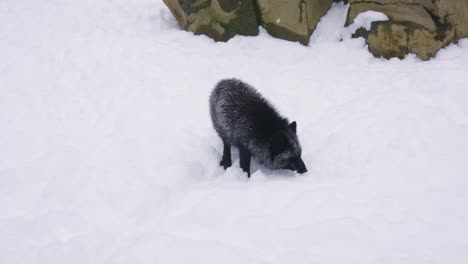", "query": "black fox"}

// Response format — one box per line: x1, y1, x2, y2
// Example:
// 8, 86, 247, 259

210, 78, 307, 177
